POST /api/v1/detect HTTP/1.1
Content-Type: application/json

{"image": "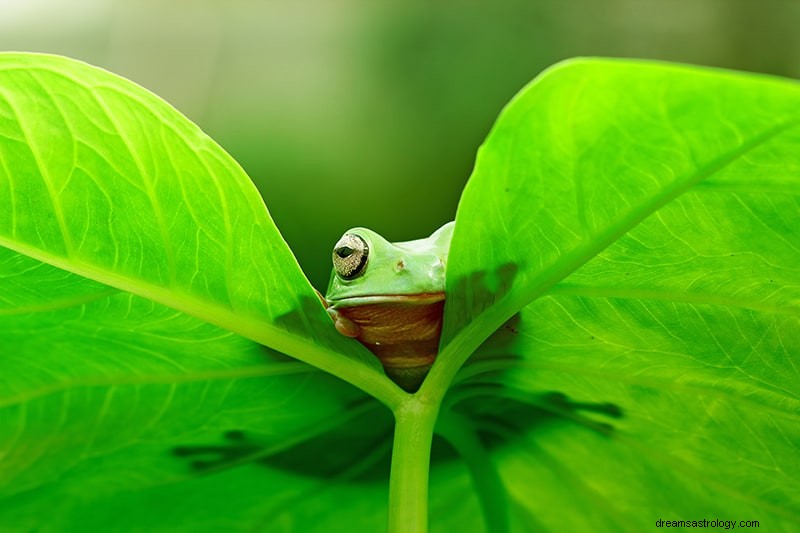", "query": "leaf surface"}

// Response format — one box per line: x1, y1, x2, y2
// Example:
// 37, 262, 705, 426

427, 59, 800, 531
429, 58, 800, 386
0, 53, 399, 404
455, 297, 800, 530
0, 288, 379, 528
